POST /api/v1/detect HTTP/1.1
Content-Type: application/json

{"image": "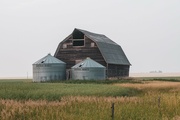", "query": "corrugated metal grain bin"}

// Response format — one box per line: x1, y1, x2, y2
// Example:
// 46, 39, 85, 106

32, 54, 66, 82
71, 57, 106, 80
